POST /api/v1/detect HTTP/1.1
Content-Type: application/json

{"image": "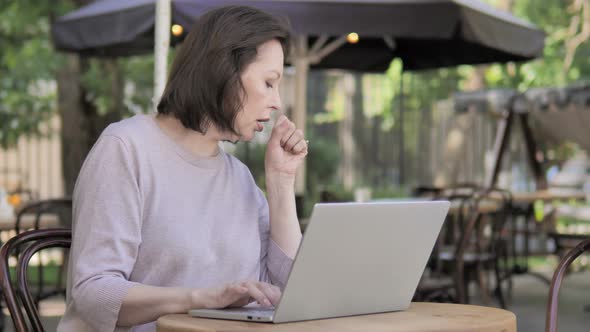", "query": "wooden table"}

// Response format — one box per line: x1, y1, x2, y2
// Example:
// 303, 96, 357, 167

512, 189, 586, 204
508, 189, 586, 281
156, 302, 516, 332
448, 199, 500, 215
